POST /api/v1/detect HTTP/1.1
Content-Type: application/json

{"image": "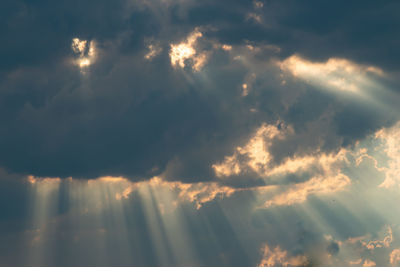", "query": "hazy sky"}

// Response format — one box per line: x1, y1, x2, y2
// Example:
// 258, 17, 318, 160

1, 0, 400, 266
